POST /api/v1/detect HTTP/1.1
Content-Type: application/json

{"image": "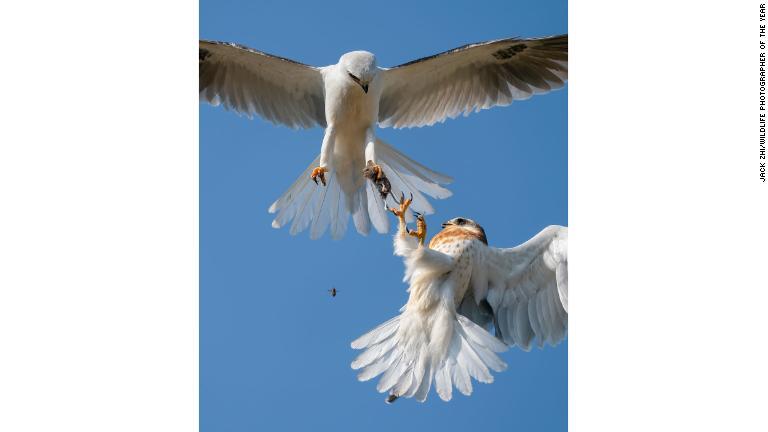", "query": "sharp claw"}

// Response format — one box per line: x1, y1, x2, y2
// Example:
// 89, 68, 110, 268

393, 192, 403, 205
413, 211, 422, 218
311, 167, 327, 186
389, 191, 416, 221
